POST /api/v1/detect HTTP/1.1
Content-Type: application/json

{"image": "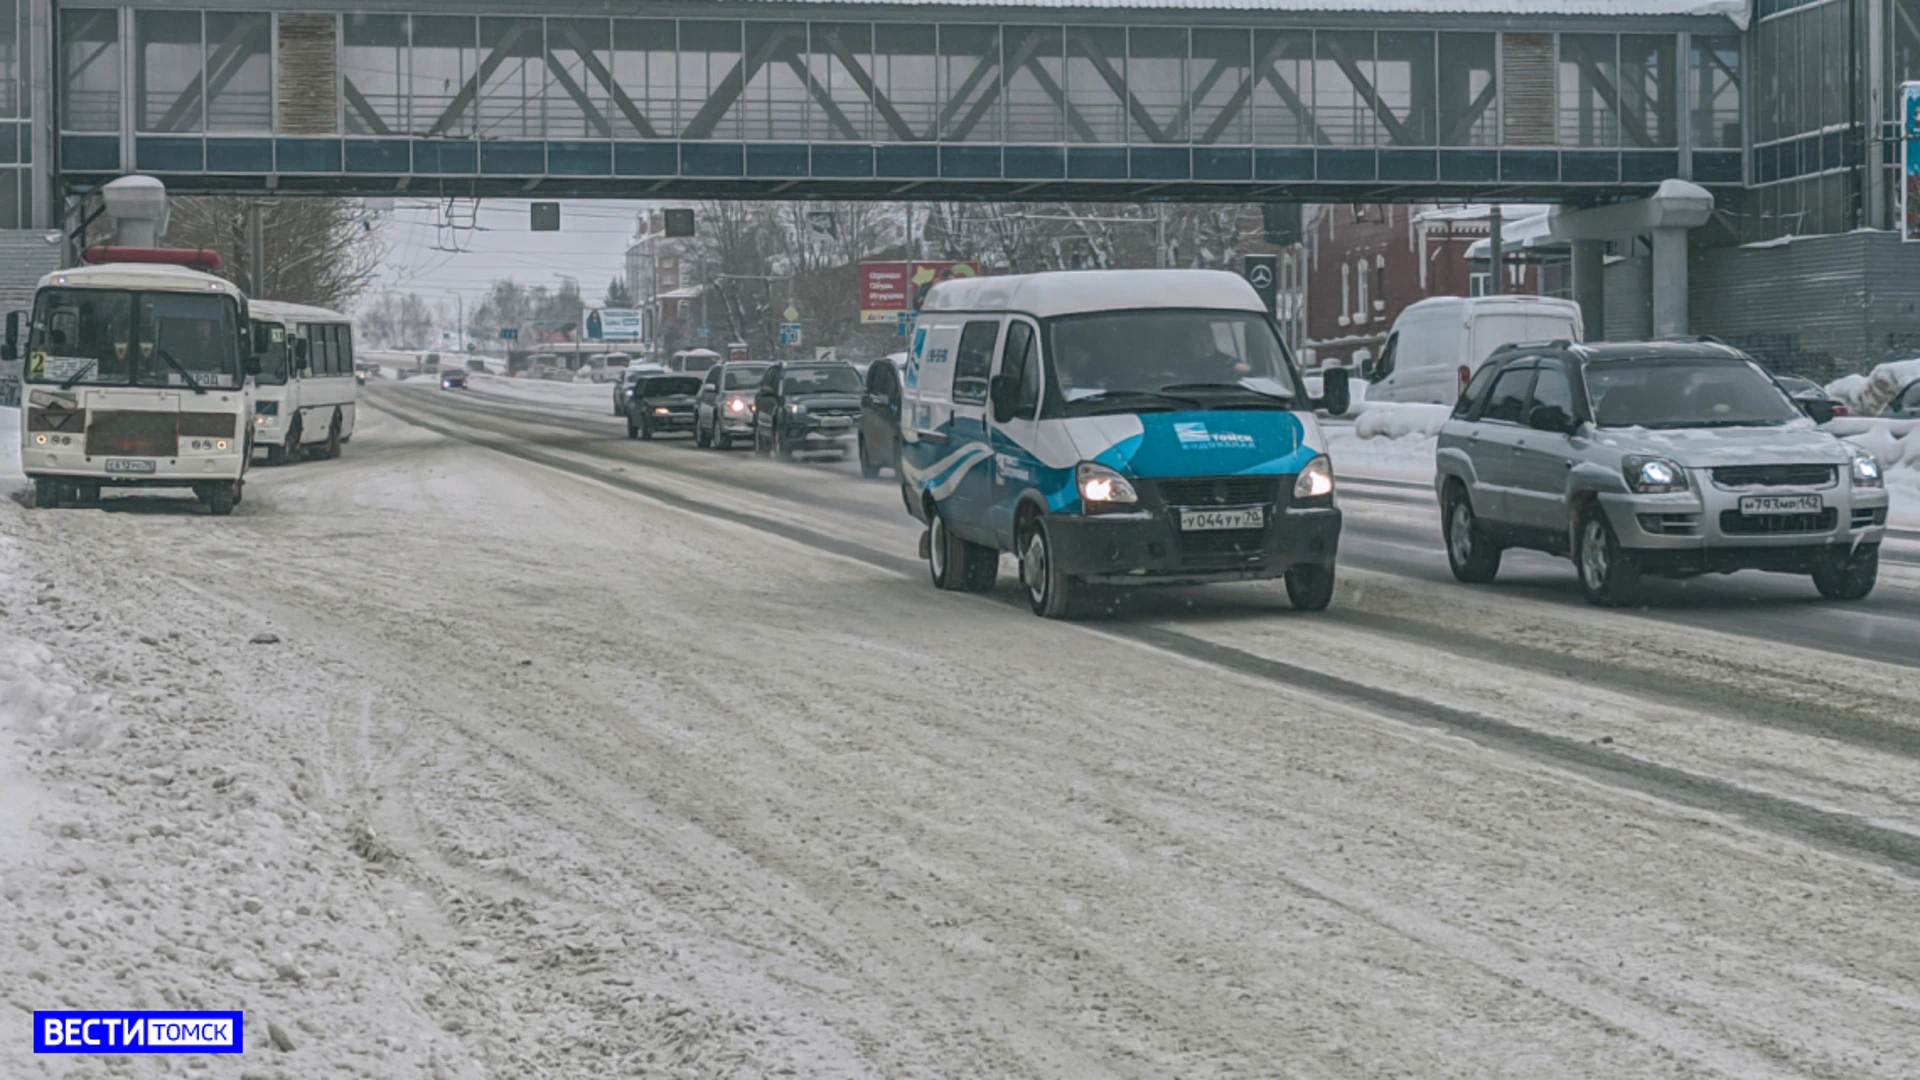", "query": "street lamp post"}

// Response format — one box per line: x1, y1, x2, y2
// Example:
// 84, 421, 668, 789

553, 273, 583, 371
